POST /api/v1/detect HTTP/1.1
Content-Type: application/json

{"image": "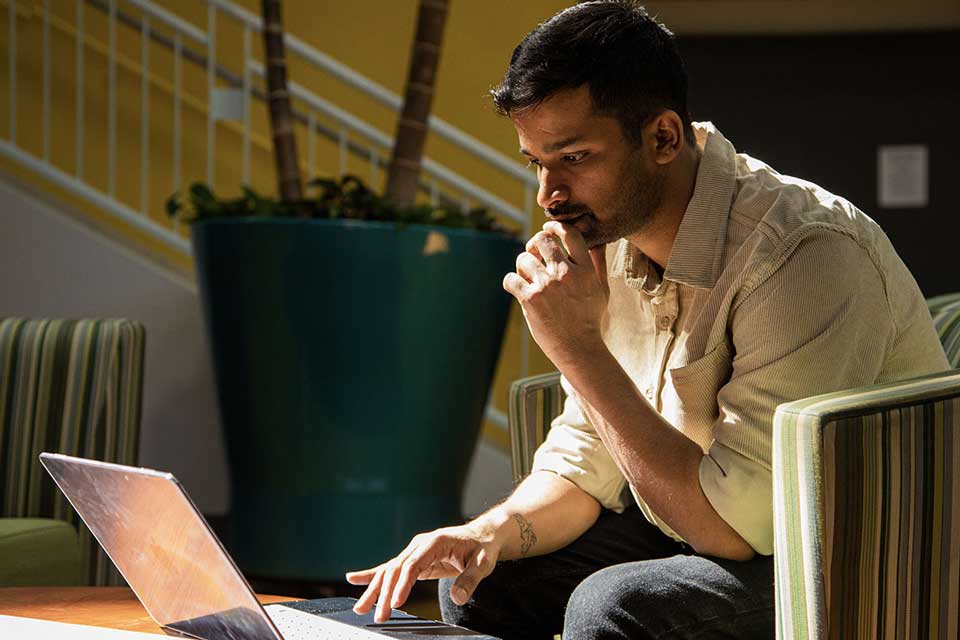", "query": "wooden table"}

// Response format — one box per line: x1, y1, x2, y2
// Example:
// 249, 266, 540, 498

0, 587, 295, 635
